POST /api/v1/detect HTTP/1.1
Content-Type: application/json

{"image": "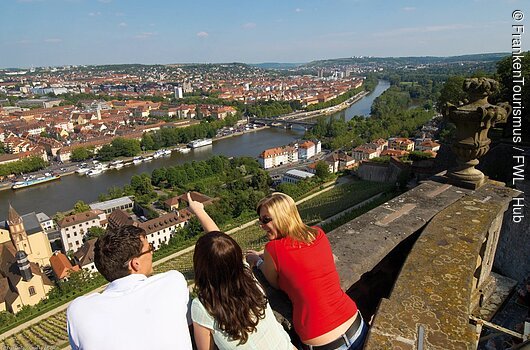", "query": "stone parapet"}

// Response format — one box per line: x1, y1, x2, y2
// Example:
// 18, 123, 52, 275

364, 182, 518, 349
328, 179, 470, 291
